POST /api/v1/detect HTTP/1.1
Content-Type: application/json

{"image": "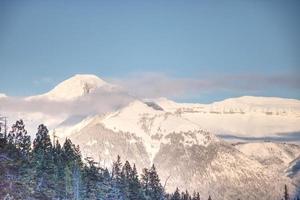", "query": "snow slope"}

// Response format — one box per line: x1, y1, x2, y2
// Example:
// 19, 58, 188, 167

235, 142, 300, 172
